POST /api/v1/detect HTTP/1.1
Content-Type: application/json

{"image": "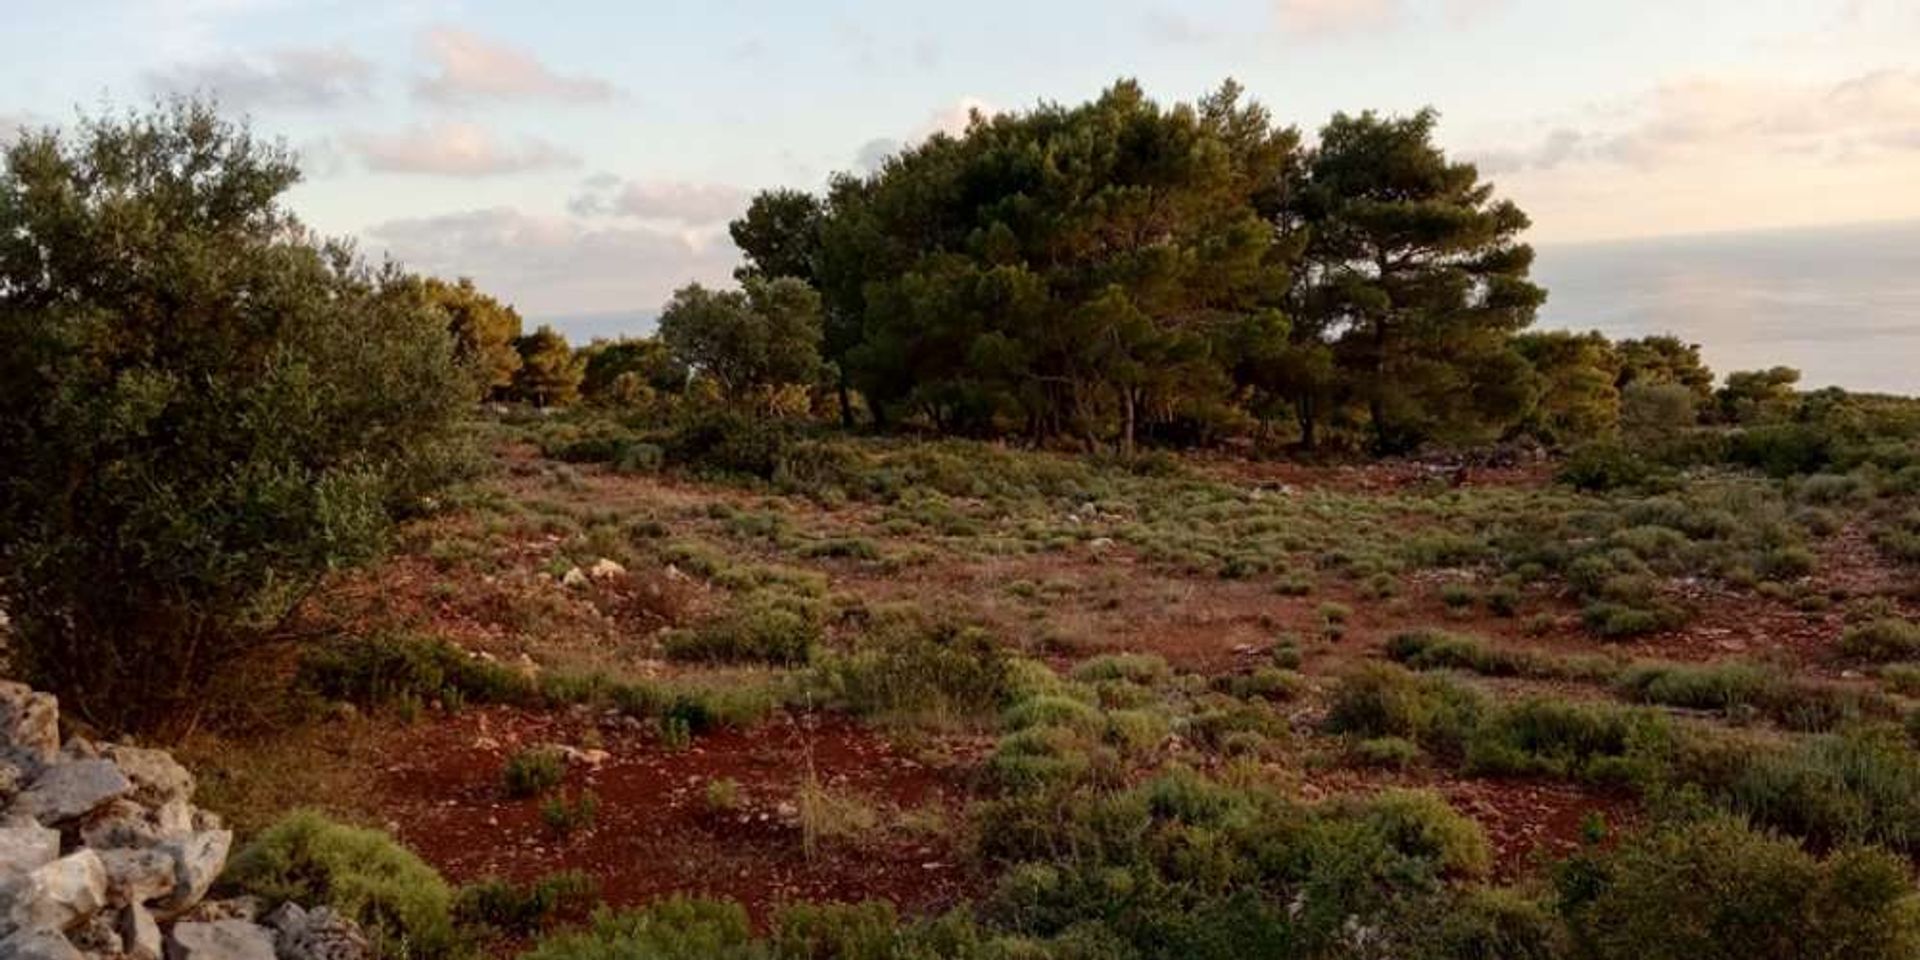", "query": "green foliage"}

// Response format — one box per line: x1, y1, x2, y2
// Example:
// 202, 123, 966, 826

1558, 814, 1920, 960
659, 277, 823, 404
810, 609, 1012, 727
541, 788, 600, 837
0, 100, 473, 727
519, 897, 760, 960
664, 586, 821, 665
1558, 443, 1654, 492
512, 325, 586, 407
1840, 618, 1920, 662
504, 746, 567, 798
296, 633, 542, 711
579, 337, 688, 406
224, 811, 458, 959
1515, 330, 1622, 444
1725, 728, 1920, 853
424, 276, 523, 397
454, 871, 601, 937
